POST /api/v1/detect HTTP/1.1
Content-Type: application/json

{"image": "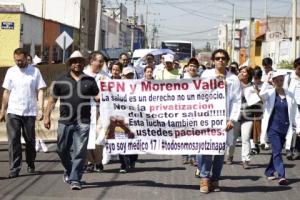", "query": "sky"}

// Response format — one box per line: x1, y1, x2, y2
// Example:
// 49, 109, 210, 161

105, 0, 298, 49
